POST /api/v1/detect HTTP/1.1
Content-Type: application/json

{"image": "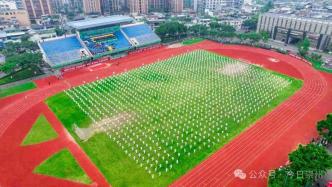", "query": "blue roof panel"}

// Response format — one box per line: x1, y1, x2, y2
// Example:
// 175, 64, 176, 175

67, 15, 134, 30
